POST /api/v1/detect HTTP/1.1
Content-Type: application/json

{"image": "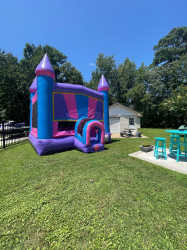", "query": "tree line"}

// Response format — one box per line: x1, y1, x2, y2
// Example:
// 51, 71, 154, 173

0, 27, 186, 128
